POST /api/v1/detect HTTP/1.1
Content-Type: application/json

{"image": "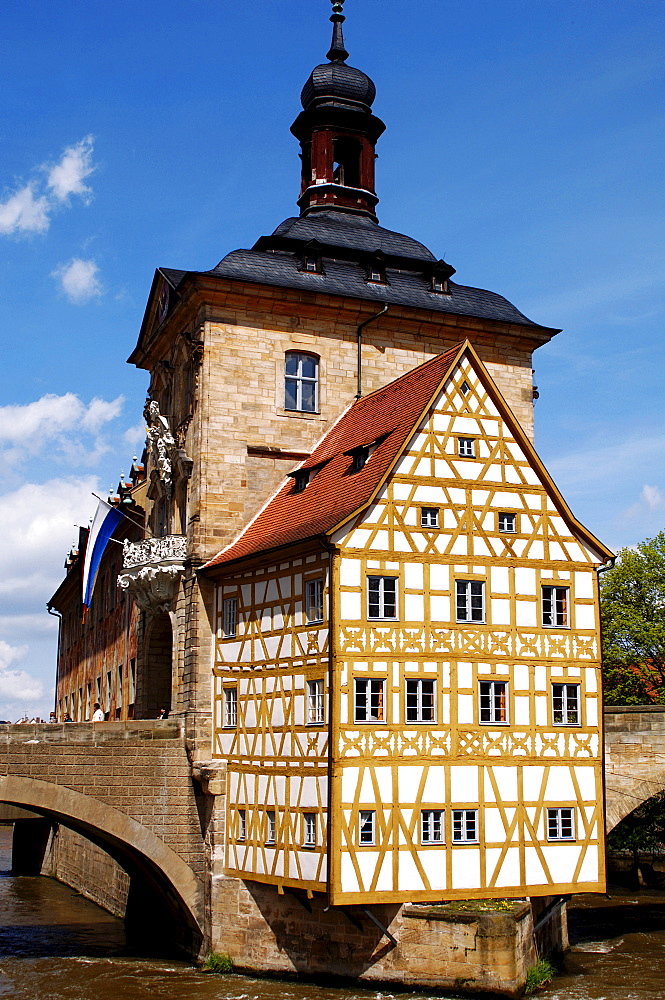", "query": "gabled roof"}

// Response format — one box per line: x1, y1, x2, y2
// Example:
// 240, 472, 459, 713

203, 346, 462, 568
203, 342, 613, 571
